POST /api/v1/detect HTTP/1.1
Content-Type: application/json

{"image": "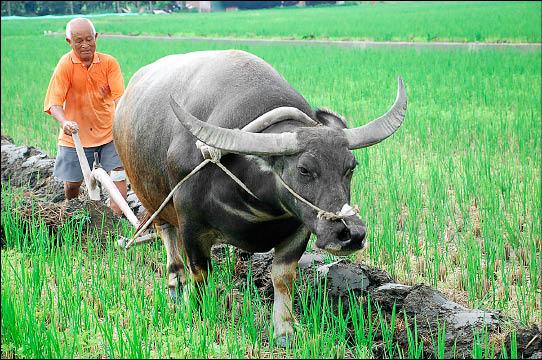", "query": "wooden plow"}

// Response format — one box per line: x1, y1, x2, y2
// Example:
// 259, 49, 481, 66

72, 132, 157, 248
